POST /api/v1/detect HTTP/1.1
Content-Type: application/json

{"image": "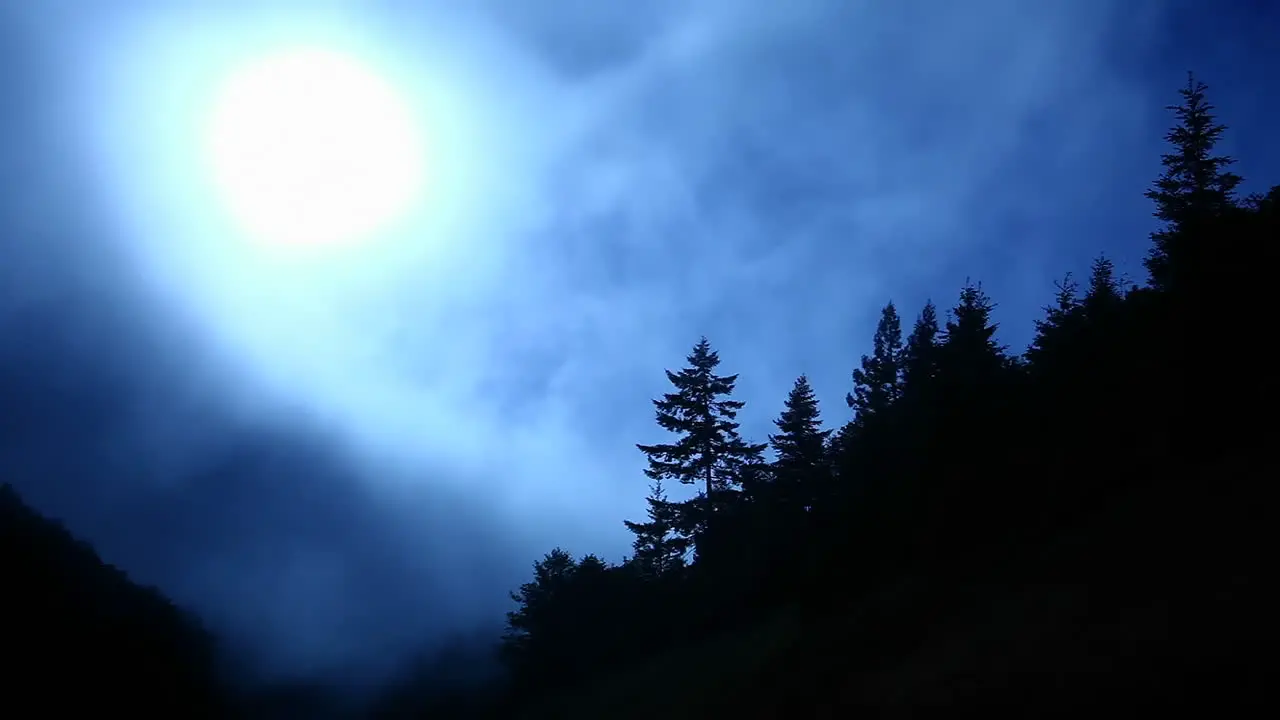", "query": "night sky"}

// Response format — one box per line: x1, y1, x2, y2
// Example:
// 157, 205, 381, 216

1, 0, 1276, 684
